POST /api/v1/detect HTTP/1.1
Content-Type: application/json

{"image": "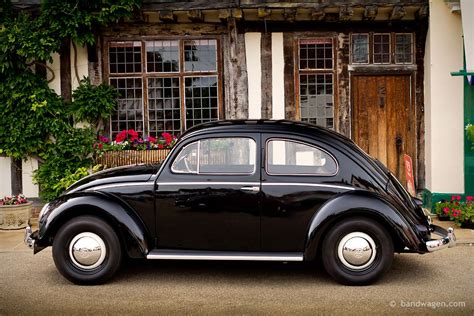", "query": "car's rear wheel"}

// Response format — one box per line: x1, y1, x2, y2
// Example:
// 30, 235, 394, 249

322, 217, 393, 285
52, 215, 122, 285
